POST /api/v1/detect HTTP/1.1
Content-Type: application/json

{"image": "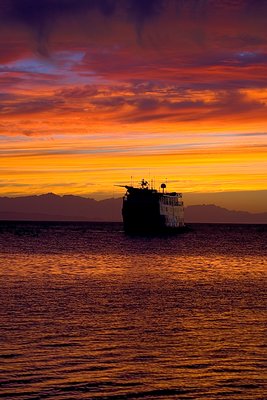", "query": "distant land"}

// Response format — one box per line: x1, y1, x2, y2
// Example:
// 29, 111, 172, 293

0, 193, 267, 224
